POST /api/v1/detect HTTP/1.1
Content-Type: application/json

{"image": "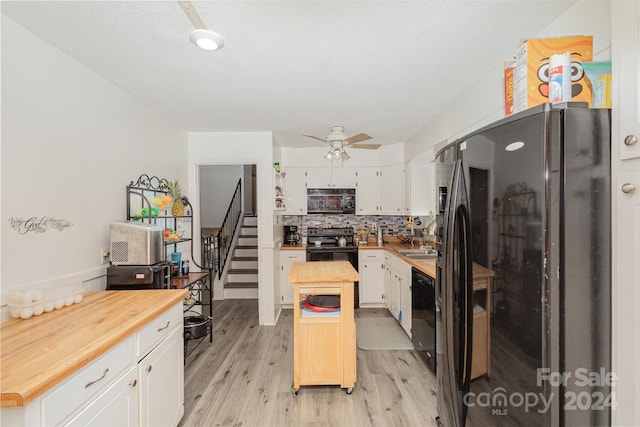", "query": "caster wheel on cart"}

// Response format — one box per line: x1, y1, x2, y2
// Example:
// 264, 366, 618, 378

346, 387, 353, 394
